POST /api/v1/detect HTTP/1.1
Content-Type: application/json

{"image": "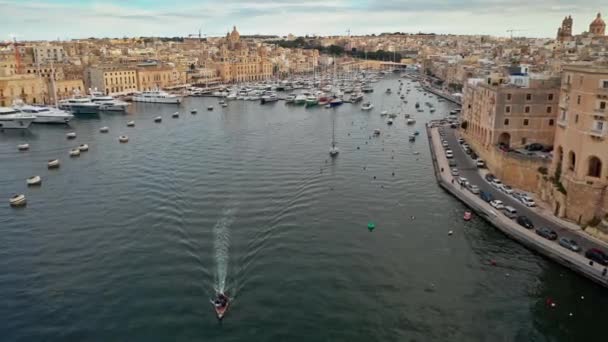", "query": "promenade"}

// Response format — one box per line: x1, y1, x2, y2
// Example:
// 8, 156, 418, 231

426, 122, 608, 288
